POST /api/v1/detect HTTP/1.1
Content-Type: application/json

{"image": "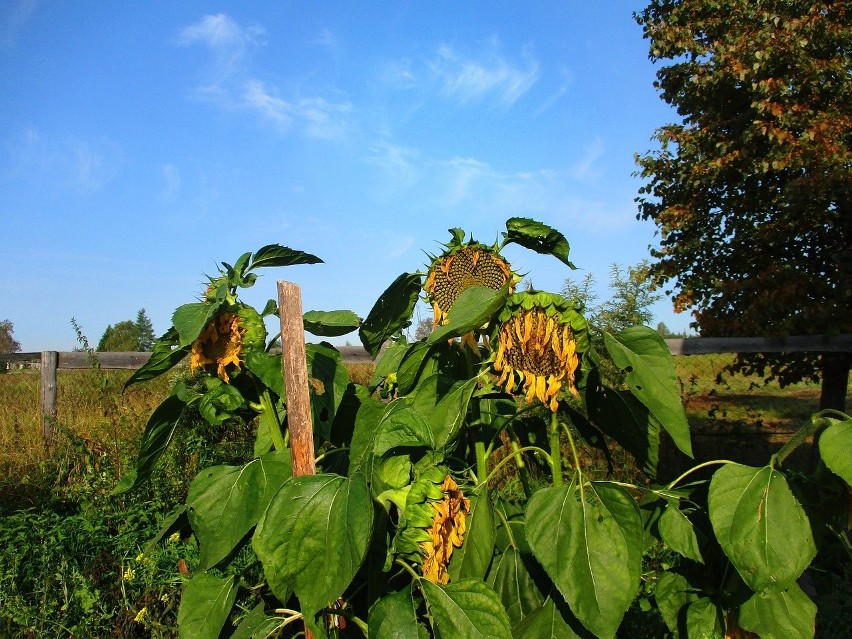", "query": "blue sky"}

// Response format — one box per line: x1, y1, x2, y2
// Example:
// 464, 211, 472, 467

1, 1, 691, 352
